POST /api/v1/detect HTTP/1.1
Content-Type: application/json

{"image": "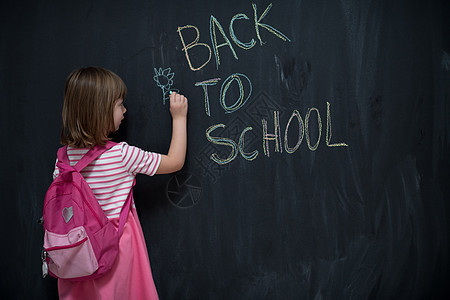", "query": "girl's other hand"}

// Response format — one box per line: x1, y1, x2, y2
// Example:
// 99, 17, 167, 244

169, 92, 188, 120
